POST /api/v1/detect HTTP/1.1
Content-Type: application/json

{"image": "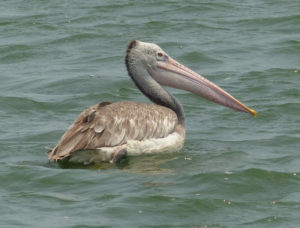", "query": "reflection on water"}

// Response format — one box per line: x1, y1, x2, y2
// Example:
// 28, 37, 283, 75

118, 153, 181, 175
54, 152, 181, 175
